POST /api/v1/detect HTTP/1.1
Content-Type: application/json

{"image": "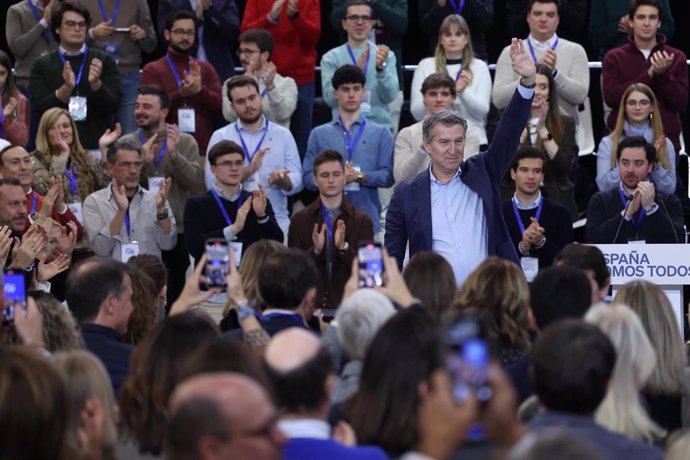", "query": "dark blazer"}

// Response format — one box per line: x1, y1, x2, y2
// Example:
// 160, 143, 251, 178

80, 323, 133, 397
586, 187, 684, 244
157, 0, 240, 81
288, 197, 374, 309
283, 438, 388, 460
385, 89, 532, 269
184, 189, 283, 263
529, 411, 663, 460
